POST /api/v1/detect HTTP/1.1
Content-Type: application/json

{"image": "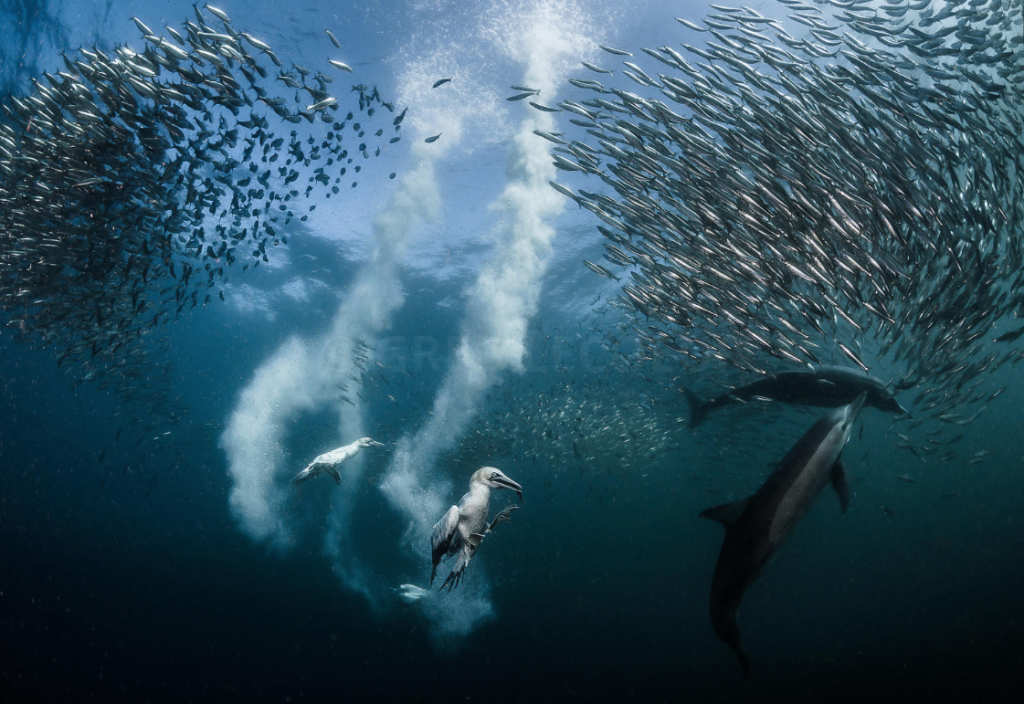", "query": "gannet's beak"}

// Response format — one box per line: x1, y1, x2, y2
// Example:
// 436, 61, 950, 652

496, 475, 523, 500
368, 439, 385, 447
